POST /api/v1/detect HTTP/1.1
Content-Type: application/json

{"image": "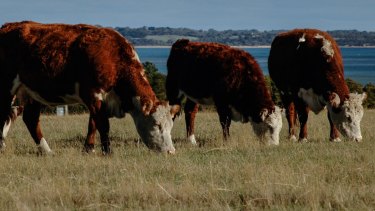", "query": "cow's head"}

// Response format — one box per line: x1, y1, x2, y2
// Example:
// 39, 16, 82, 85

327, 92, 366, 142
131, 97, 178, 154
251, 106, 283, 145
